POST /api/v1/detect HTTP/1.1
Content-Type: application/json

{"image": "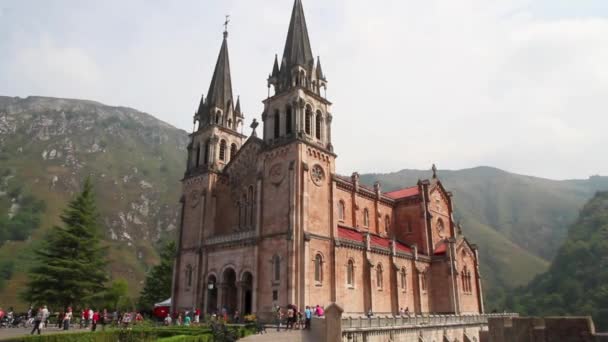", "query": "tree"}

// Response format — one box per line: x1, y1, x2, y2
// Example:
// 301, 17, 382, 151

22, 177, 108, 310
139, 240, 176, 310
